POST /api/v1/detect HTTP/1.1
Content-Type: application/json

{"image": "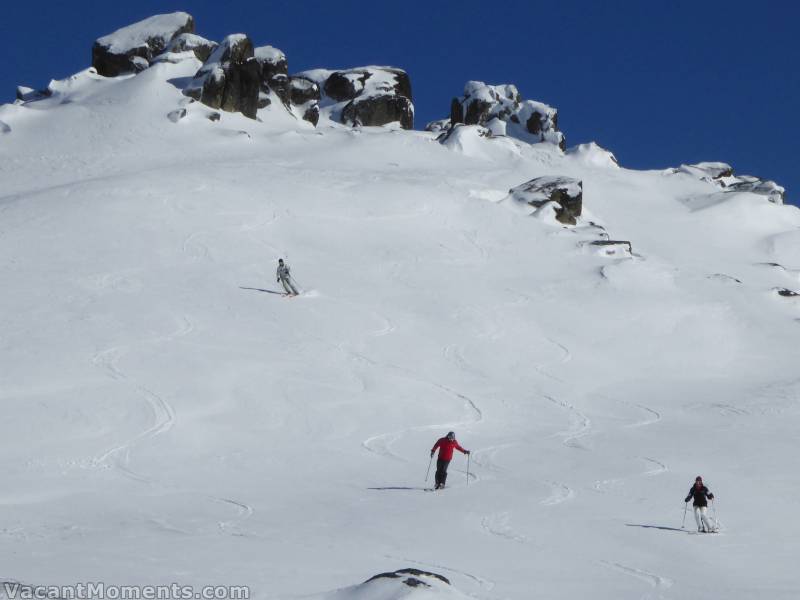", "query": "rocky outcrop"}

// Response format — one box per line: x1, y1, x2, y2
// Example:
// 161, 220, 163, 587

429, 81, 565, 149
162, 33, 217, 62
92, 12, 195, 76
296, 67, 414, 128
250, 46, 320, 125
510, 176, 583, 225
669, 162, 785, 204
184, 34, 260, 119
